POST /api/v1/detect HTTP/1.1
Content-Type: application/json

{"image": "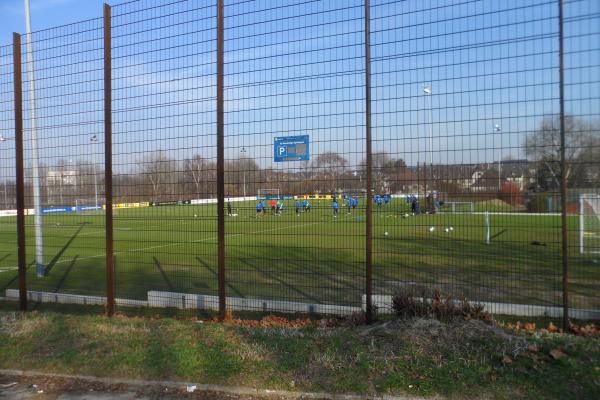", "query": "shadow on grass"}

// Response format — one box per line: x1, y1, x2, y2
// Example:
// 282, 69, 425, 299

152, 257, 174, 291
45, 223, 88, 276
373, 234, 573, 305
240, 258, 322, 303
490, 229, 508, 241
0, 260, 34, 292
54, 255, 79, 293
196, 256, 244, 297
